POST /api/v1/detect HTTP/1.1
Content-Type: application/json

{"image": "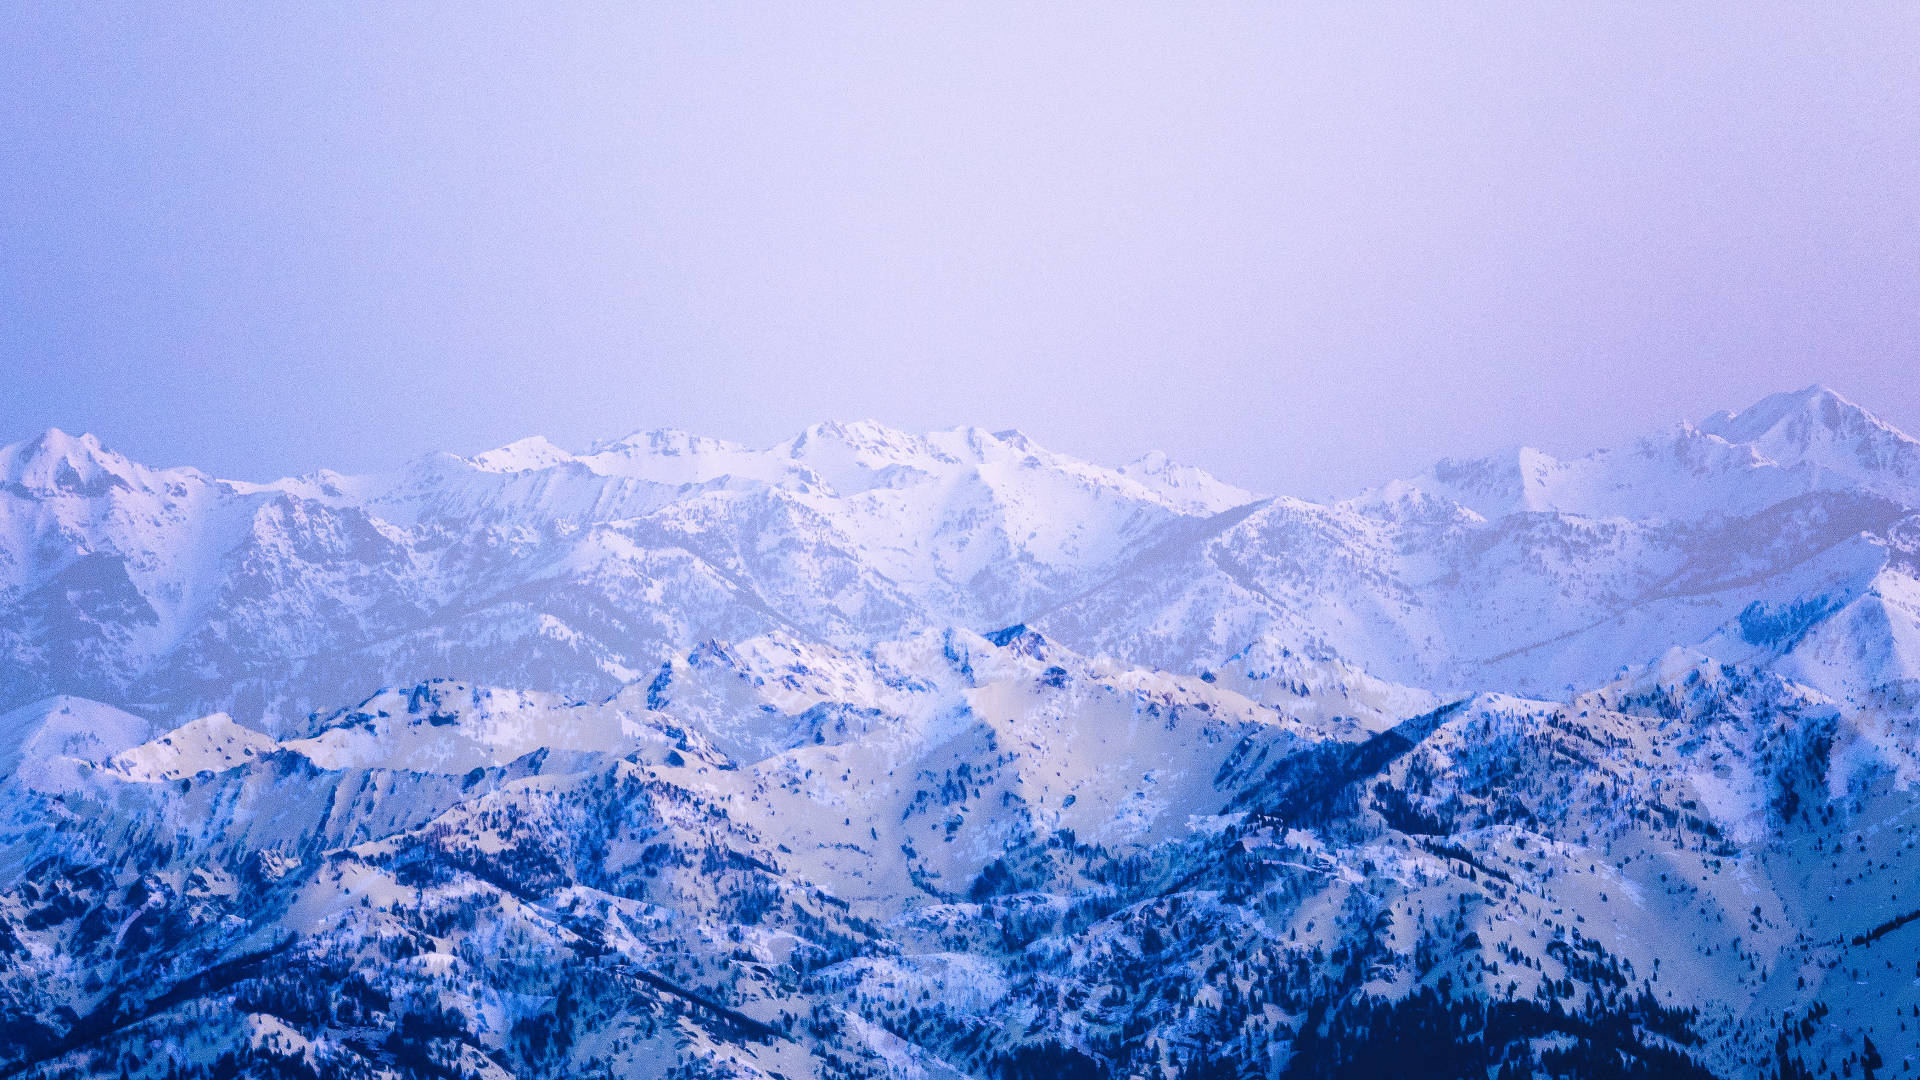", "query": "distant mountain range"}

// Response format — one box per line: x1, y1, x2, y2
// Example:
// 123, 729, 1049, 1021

2, 386, 1916, 1078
